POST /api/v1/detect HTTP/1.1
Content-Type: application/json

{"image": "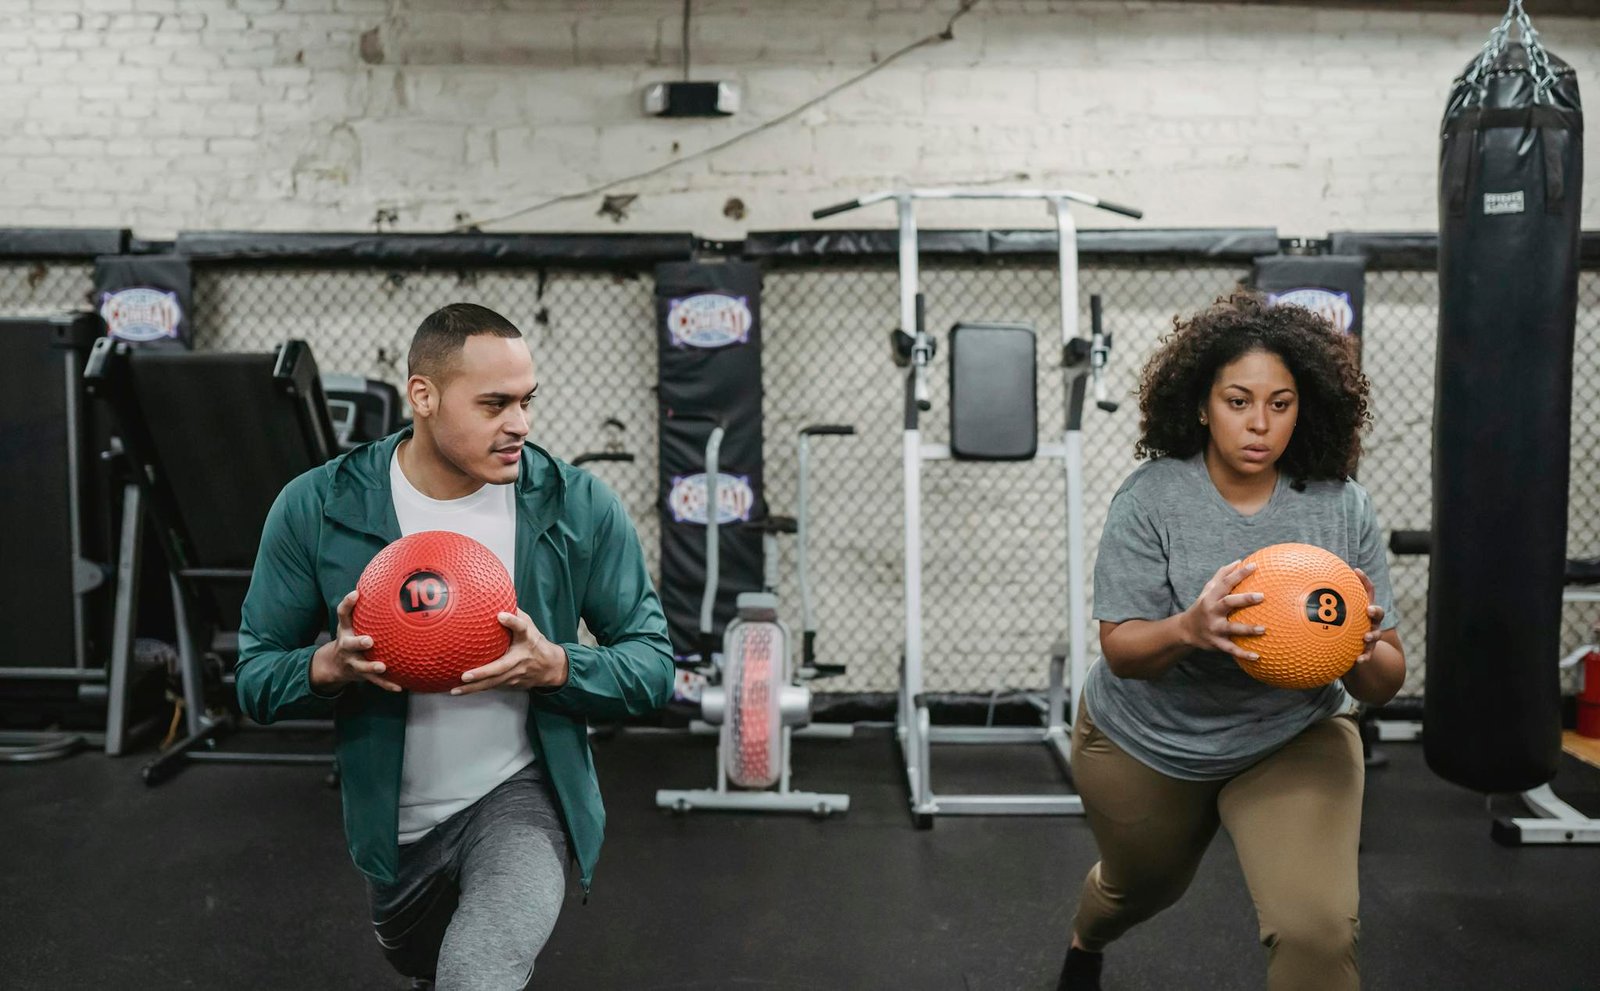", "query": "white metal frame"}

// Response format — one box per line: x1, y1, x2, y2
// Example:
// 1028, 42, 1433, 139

1496, 599, 1600, 845
812, 187, 1140, 824
656, 615, 851, 817
1497, 783, 1600, 845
